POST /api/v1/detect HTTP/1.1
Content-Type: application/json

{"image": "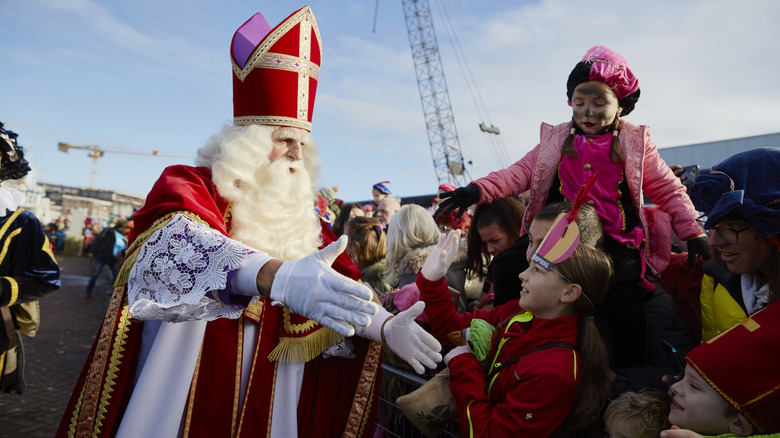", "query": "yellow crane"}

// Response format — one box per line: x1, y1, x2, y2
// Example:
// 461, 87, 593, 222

57, 142, 193, 188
